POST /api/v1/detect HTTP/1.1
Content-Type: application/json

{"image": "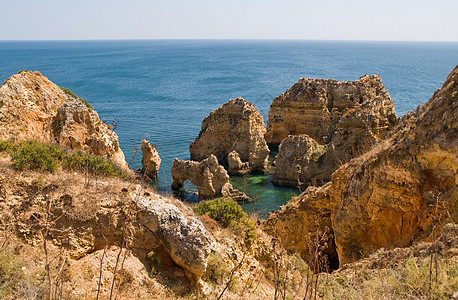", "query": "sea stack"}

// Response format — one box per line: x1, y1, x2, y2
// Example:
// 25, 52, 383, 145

189, 97, 270, 175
